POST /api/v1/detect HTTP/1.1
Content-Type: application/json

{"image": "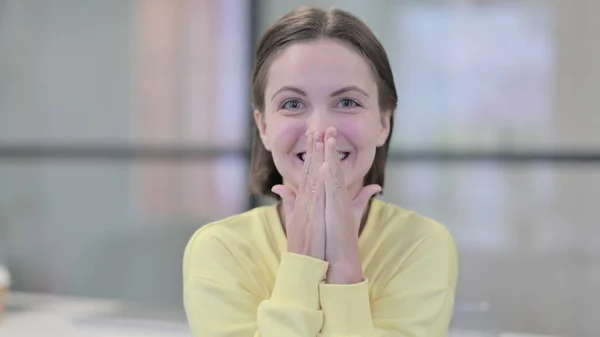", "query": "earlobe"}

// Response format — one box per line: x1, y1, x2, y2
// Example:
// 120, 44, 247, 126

253, 110, 271, 151
377, 111, 392, 146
